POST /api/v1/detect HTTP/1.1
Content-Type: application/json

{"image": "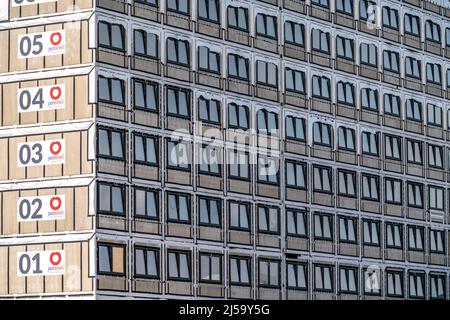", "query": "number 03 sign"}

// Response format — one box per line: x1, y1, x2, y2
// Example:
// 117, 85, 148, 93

17, 139, 65, 167
17, 250, 65, 276
18, 30, 65, 59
